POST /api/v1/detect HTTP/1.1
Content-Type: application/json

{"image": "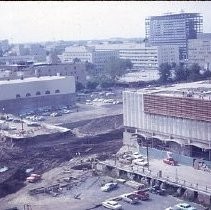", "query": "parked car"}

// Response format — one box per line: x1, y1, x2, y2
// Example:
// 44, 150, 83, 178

27, 122, 40, 127
134, 189, 150, 200
5, 117, 13, 122
132, 152, 144, 159
122, 154, 134, 161
165, 207, 181, 210
50, 112, 62, 117
102, 200, 122, 210
101, 182, 118, 192
26, 173, 41, 183
149, 184, 166, 195
175, 203, 197, 210
42, 112, 51, 116
36, 116, 45, 121
132, 158, 148, 167
121, 193, 139, 204
13, 119, 21, 123
163, 158, 177, 166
